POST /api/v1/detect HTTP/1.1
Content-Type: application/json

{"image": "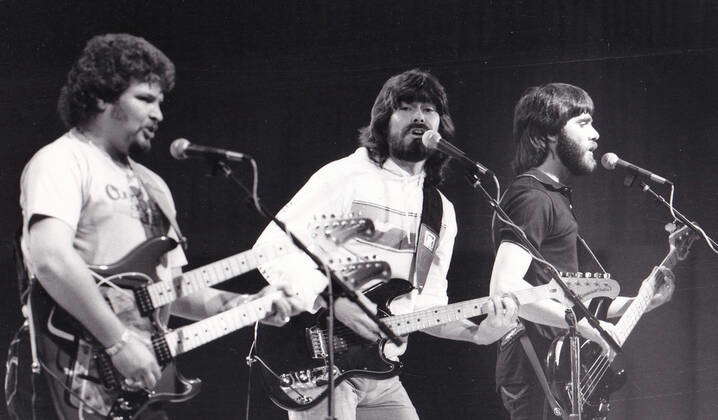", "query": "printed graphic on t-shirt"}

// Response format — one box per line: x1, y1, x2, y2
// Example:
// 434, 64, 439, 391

104, 176, 168, 240
350, 201, 419, 252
